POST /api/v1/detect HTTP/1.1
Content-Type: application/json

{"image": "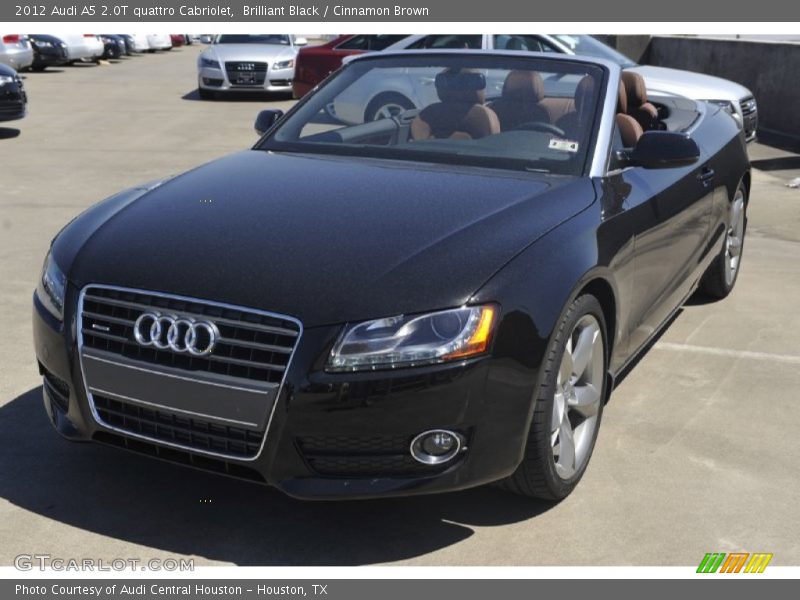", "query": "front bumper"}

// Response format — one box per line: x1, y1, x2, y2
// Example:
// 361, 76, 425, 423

33, 285, 539, 500
32, 45, 70, 68
198, 65, 294, 93
0, 81, 27, 122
